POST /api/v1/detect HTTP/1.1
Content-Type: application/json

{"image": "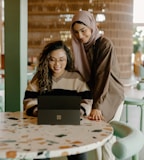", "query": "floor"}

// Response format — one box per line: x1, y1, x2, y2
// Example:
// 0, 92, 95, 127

0, 75, 144, 160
